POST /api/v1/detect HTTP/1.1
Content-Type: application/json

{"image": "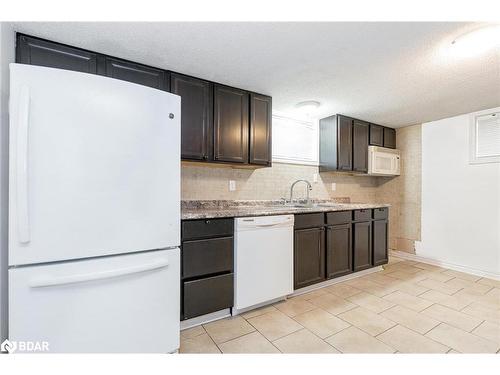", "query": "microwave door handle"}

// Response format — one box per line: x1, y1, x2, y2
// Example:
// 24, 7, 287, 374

16, 86, 31, 244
